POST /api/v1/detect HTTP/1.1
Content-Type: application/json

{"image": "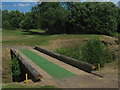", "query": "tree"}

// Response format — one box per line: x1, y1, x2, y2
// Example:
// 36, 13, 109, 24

117, 8, 120, 33
2, 10, 24, 30
66, 2, 118, 35
9, 10, 24, 29
94, 2, 118, 35
0, 9, 2, 28
31, 2, 68, 34
2, 10, 11, 29
81, 38, 112, 67
19, 12, 33, 31
2, 20, 12, 30
2, 10, 10, 22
